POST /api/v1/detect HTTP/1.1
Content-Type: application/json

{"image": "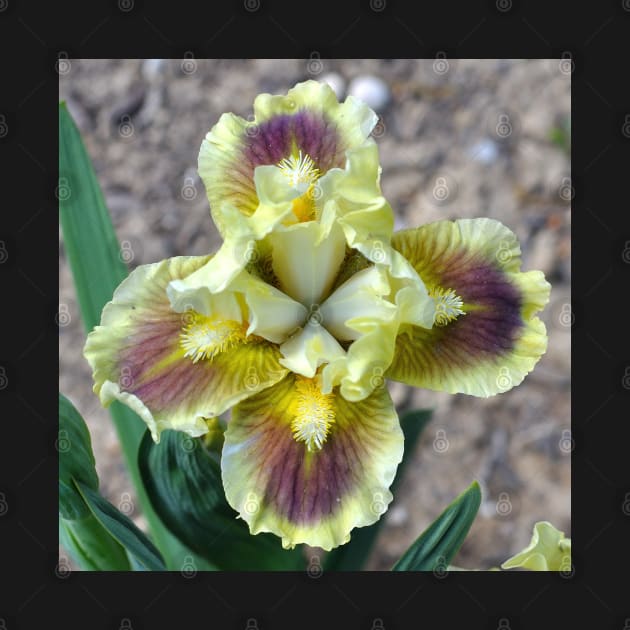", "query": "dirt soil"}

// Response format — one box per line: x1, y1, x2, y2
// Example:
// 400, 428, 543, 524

59, 59, 571, 570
